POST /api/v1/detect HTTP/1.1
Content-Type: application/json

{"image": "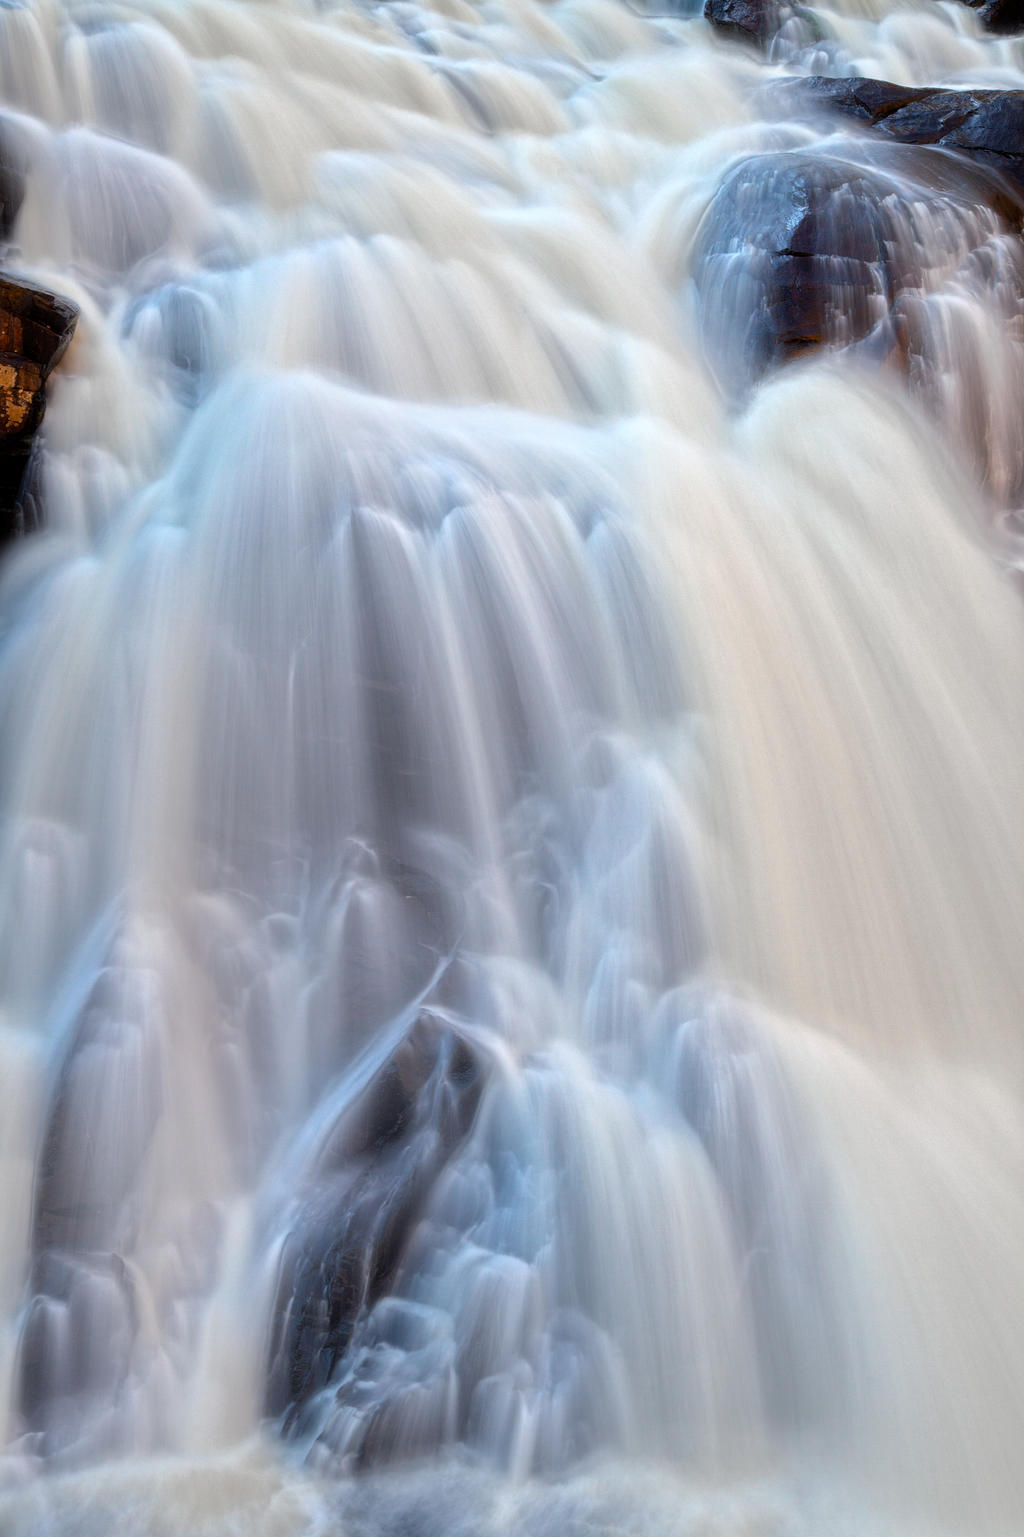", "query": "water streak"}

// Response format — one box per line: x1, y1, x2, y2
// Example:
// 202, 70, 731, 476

1, 0, 1023, 1532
